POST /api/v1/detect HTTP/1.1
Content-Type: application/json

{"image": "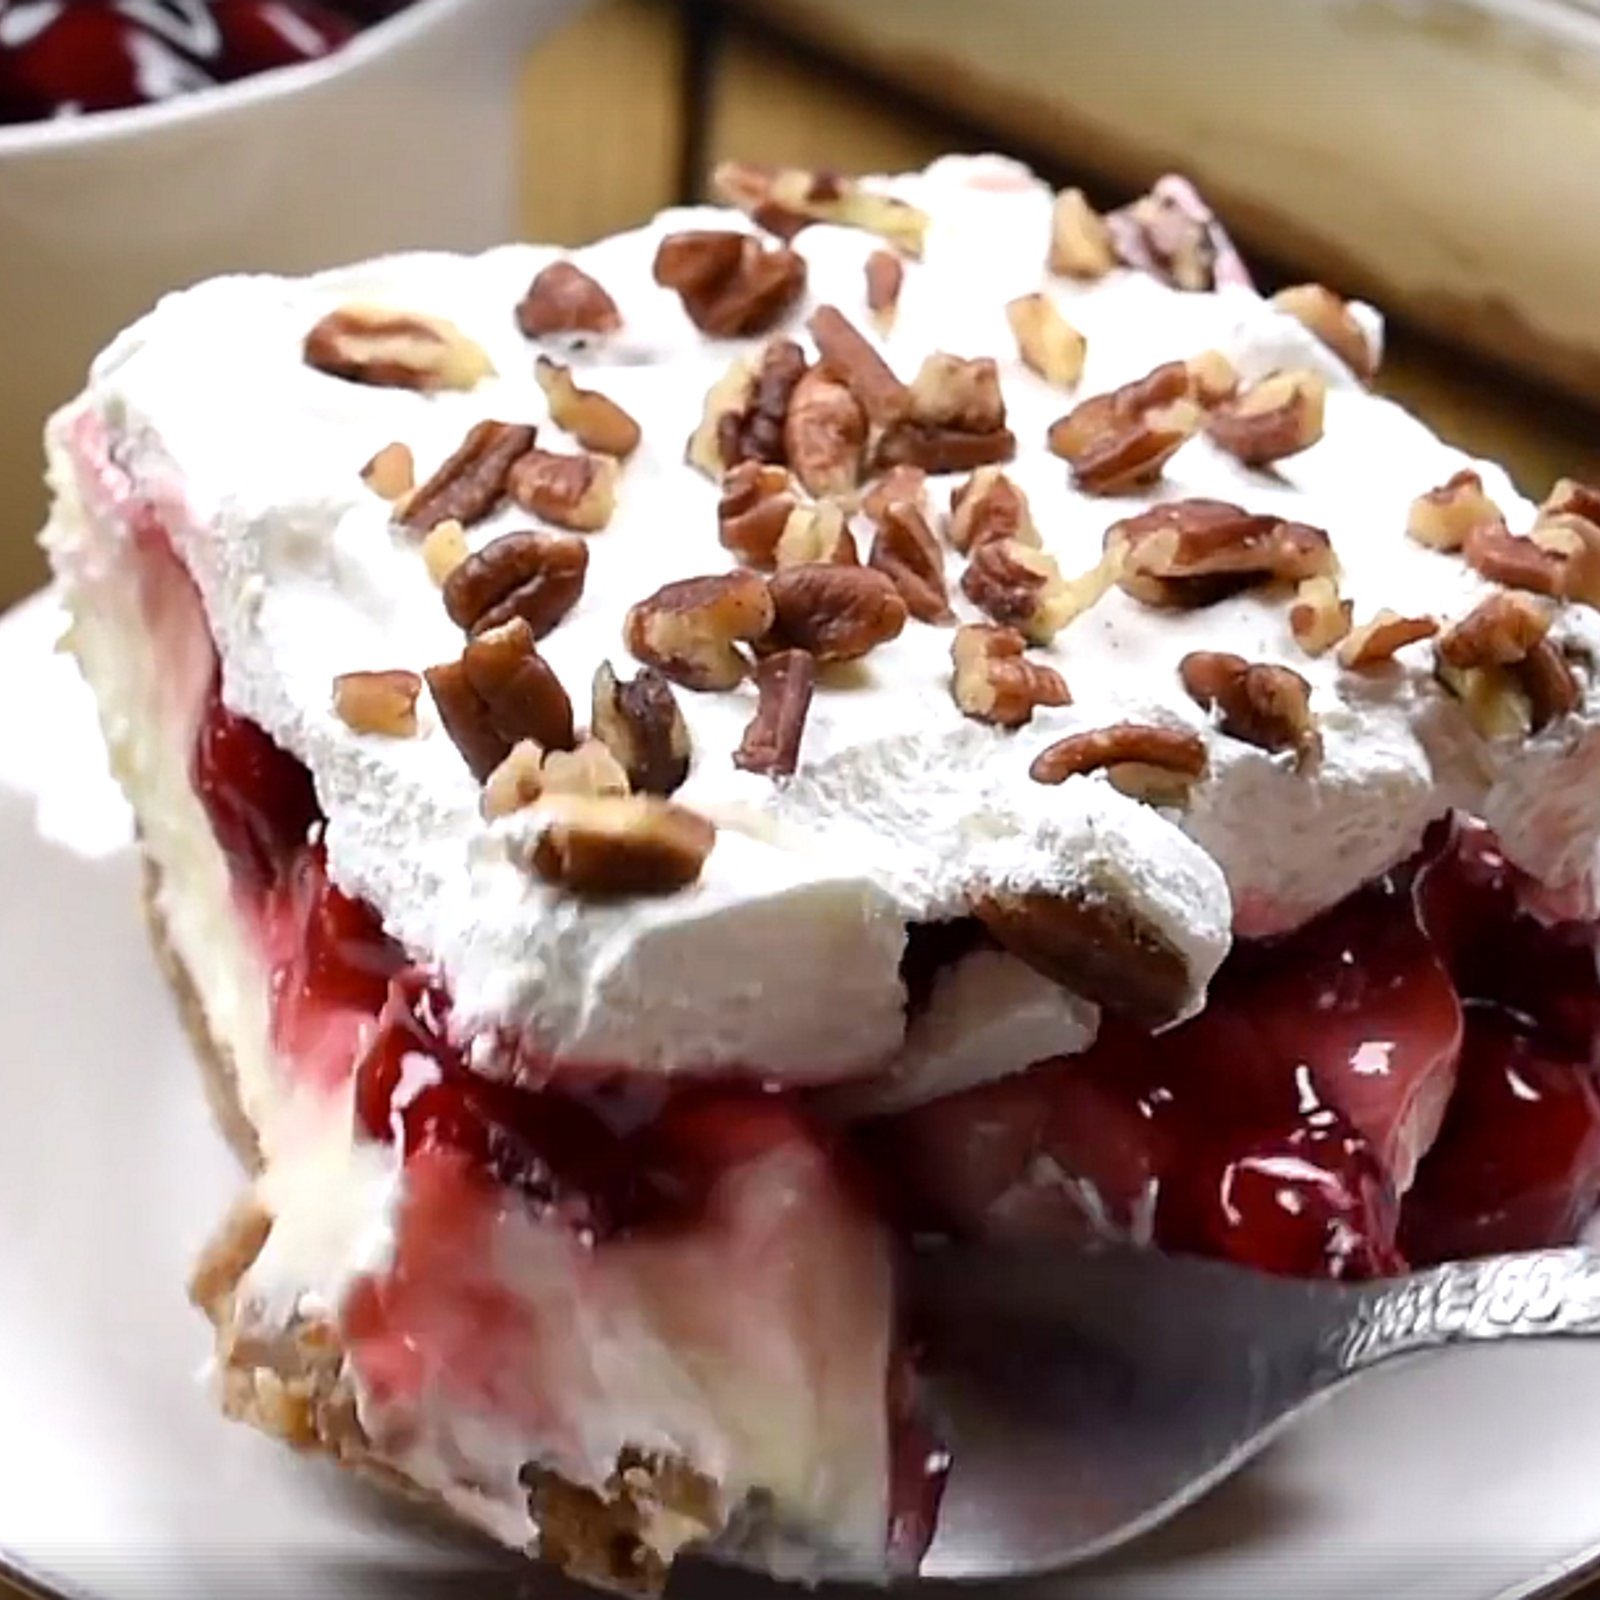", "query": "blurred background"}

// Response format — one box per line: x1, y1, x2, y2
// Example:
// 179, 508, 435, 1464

3, 0, 1599, 608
